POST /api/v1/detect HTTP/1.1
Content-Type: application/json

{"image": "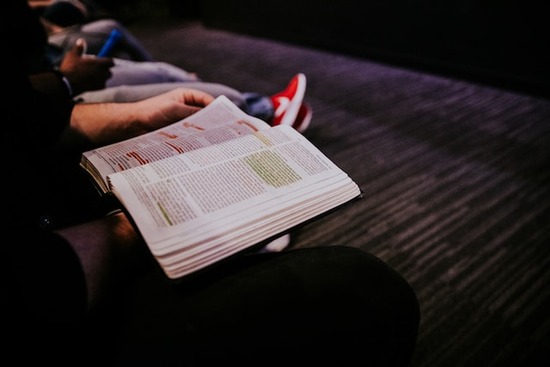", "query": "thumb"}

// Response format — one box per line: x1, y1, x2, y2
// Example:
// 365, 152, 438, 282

72, 38, 88, 56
